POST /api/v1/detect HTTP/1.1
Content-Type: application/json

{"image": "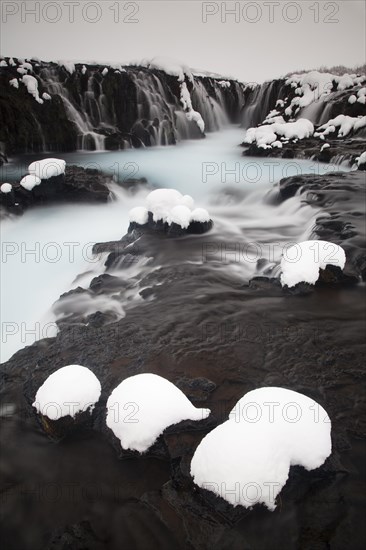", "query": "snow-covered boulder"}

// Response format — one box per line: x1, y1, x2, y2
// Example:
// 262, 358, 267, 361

106, 373, 210, 453
191, 387, 331, 510
128, 188, 212, 235
280, 240, 346, 288
20, 174, 41, 191
28, 158, 66, 180
33, 365, 101, 421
